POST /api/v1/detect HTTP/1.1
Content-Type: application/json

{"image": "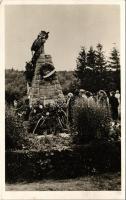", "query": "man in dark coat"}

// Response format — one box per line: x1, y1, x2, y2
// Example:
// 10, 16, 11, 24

109, 91, 119, 121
